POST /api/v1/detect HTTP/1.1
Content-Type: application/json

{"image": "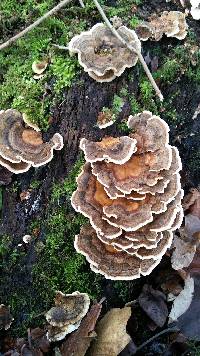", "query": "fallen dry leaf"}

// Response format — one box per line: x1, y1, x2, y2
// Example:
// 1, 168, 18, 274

138, 285, 168, 328
171, 236, 196, 270
168, 275, 194, 323
60, 301, 102, 356
29, 328, 50, 354
182, 188, 200, 217
89, 307, 131, 356
169, 275, 200, 340
185, 213, 200, 239
160, 270, 183, 298
171, 214, 200, 270
20, 190, 31, 201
